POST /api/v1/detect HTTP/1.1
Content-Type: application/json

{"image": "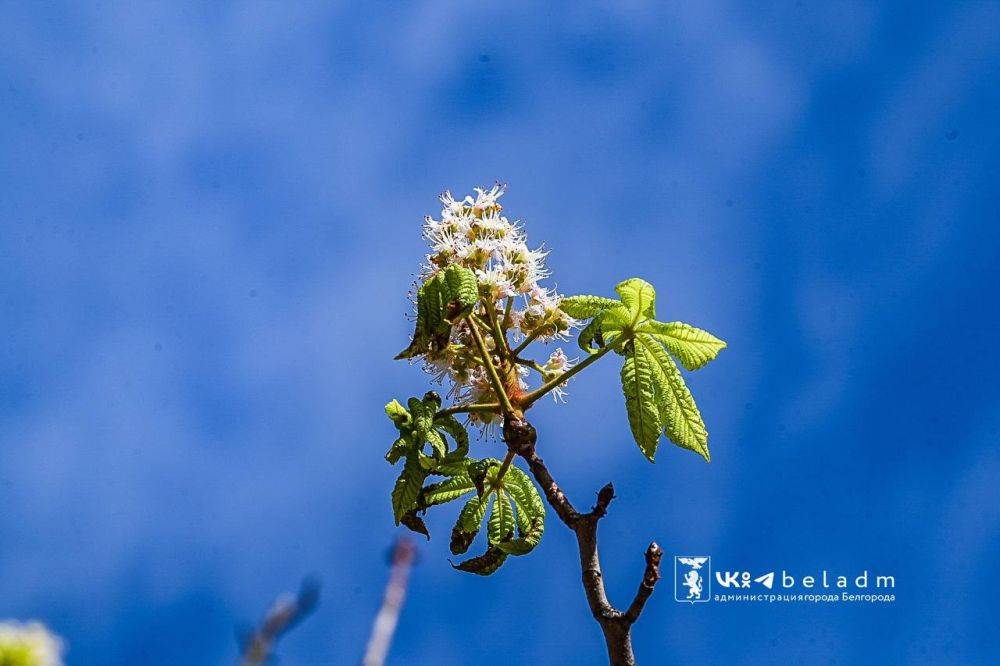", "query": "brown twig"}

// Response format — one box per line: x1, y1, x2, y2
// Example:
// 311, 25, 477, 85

240, 578, 320, 666
362, 537, 417, 666
502, 415, 663, 666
